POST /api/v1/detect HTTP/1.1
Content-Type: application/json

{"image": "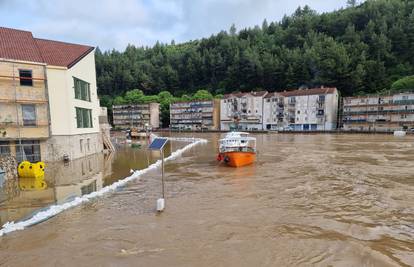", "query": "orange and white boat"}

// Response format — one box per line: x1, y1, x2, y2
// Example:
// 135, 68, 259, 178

216, 132, 256, 167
